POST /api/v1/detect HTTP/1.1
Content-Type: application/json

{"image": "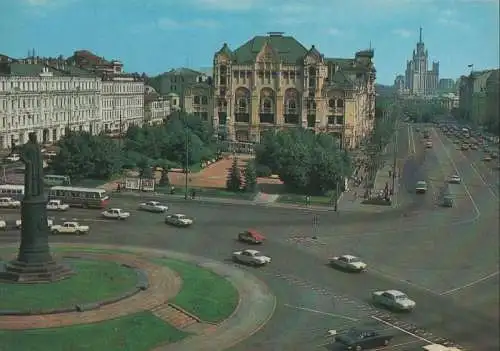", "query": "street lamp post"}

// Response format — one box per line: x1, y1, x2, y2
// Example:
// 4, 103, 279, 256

334, 116, 346, 212
184, 126, 189, 200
